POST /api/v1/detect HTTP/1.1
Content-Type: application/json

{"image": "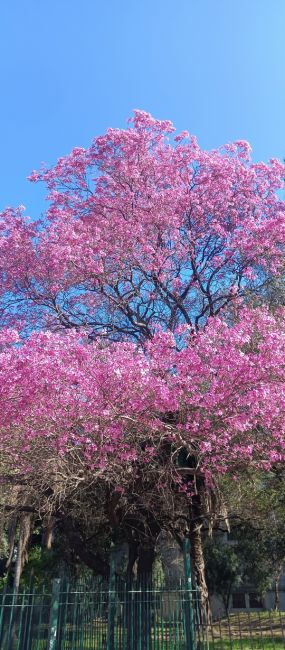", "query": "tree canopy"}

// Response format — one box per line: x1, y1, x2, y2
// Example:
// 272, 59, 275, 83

1, 111, 285, 589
